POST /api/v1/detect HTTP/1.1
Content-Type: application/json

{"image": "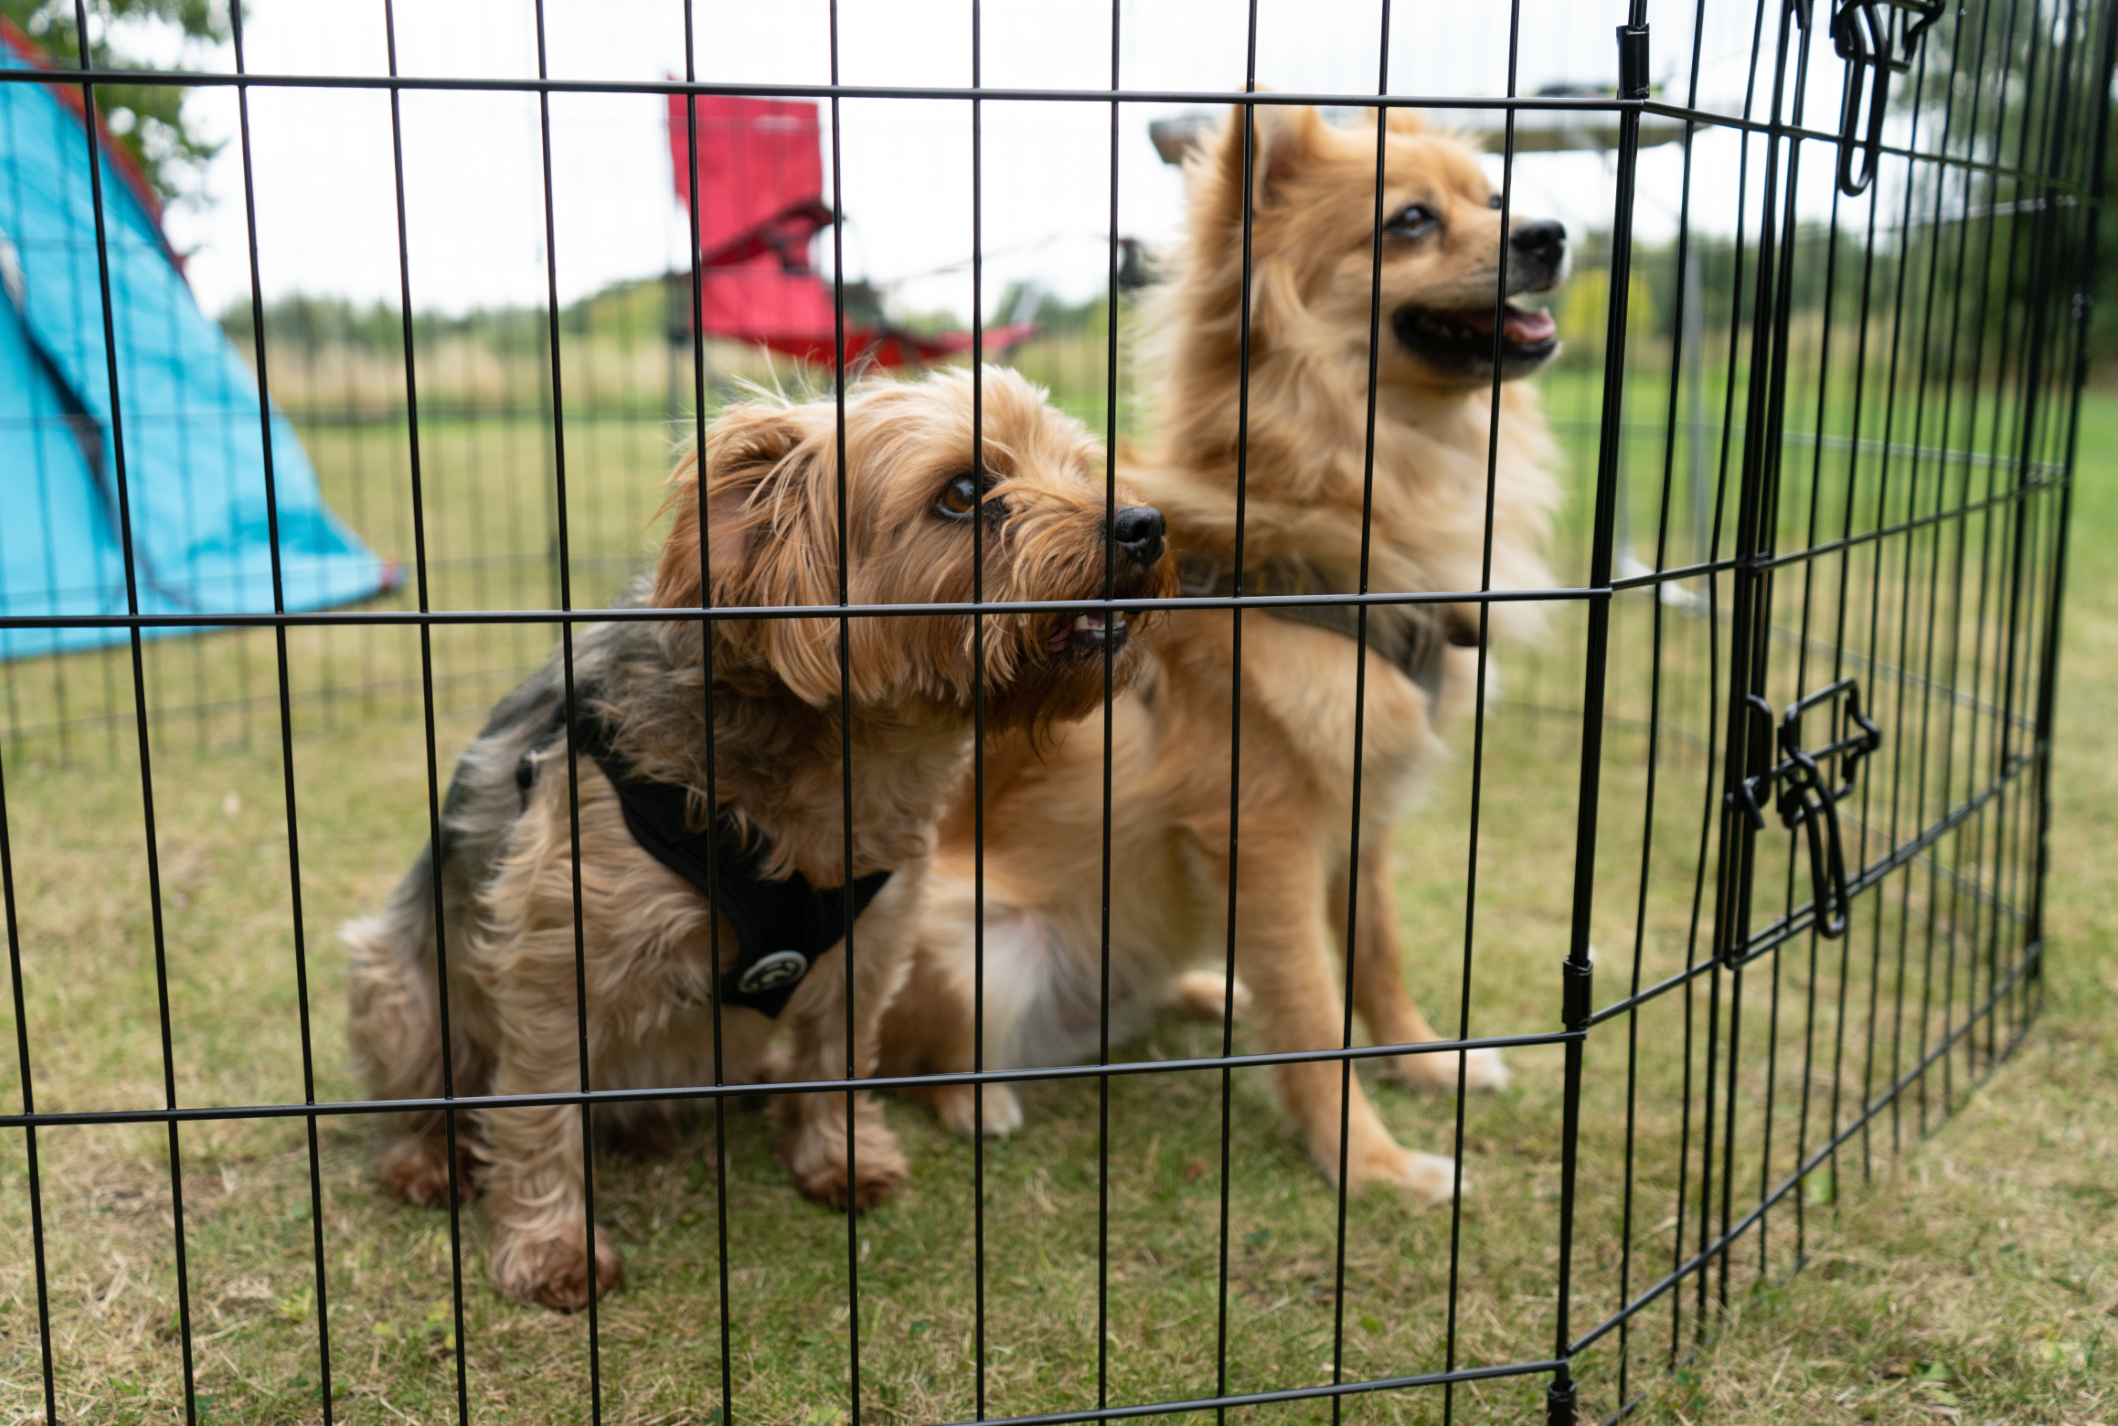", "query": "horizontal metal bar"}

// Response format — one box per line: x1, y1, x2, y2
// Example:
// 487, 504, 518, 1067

0, 67, 1636, 110
1757, 475, 2059, 574
0, 1029, 1575, 1130
0, 585, 1600, 633
1583, 750, 2041, 1029
1638, 100, 2096, 195
0, 64, 2085, 190
1569, 940, 2041, 1358
928, 1358, 1569, 1426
